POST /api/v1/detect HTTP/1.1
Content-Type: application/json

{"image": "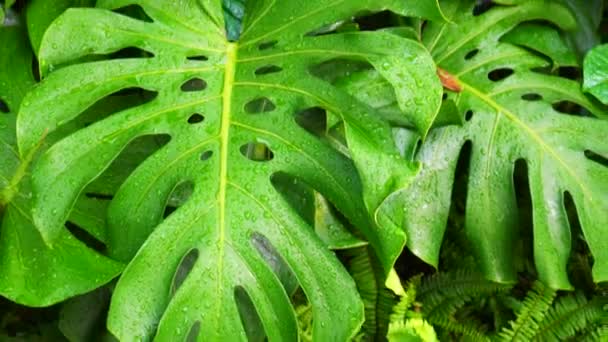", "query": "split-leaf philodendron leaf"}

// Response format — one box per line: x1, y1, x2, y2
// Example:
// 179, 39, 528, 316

0, 24, 123, 307
17, 0, 444, 340
341, 0, 608, 290
583, 44, 608, 104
